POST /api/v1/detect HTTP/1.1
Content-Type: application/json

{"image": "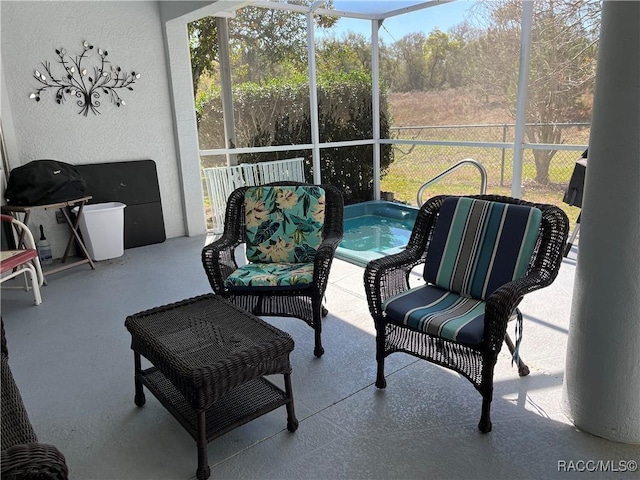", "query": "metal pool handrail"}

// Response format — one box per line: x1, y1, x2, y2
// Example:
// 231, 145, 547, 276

416, 158, 488, 206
